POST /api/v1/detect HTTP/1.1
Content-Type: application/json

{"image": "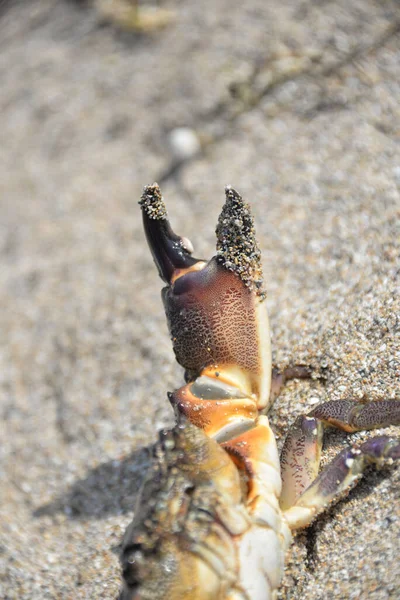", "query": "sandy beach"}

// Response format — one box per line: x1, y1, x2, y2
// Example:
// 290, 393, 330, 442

0, 1, 399, 598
